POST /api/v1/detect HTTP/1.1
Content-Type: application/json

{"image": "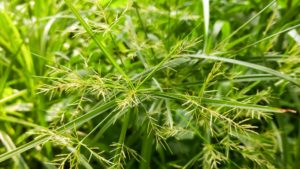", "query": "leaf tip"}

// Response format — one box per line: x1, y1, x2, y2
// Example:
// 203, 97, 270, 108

279, 109, 297, 114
